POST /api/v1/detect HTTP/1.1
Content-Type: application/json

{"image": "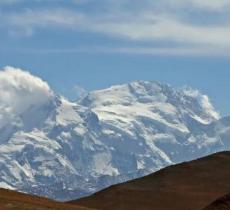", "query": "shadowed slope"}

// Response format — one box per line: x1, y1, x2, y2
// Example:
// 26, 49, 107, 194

0, 188, 96, 210
71, 152, 230, 210
202, 193, 230, 210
